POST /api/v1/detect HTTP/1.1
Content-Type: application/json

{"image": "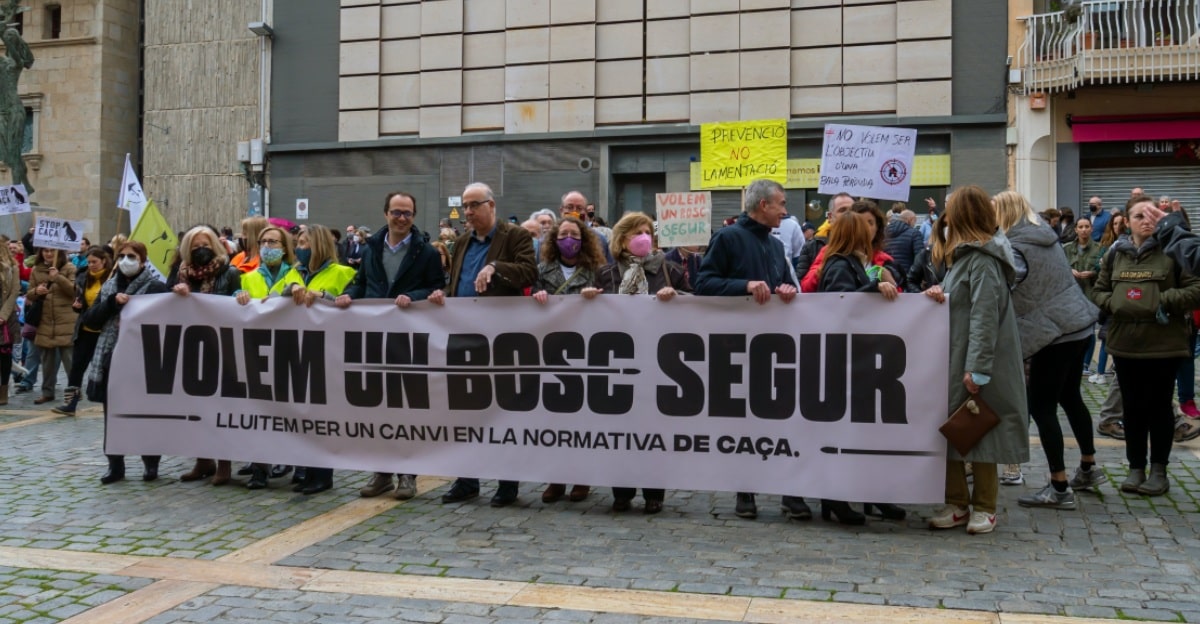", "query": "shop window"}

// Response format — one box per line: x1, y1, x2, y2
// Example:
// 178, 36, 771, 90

44, 5, 61, 40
